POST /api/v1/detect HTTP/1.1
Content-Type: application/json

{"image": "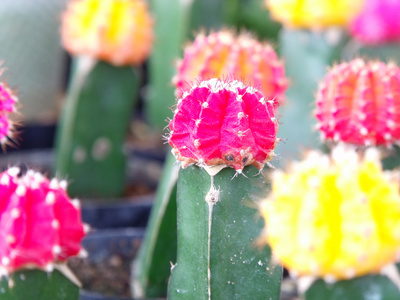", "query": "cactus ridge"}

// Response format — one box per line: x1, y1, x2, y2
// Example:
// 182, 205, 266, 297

0, 168, 86, 275
173, 30, 287, 108
168, 78, 278, 171
315, 58, 400, 146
